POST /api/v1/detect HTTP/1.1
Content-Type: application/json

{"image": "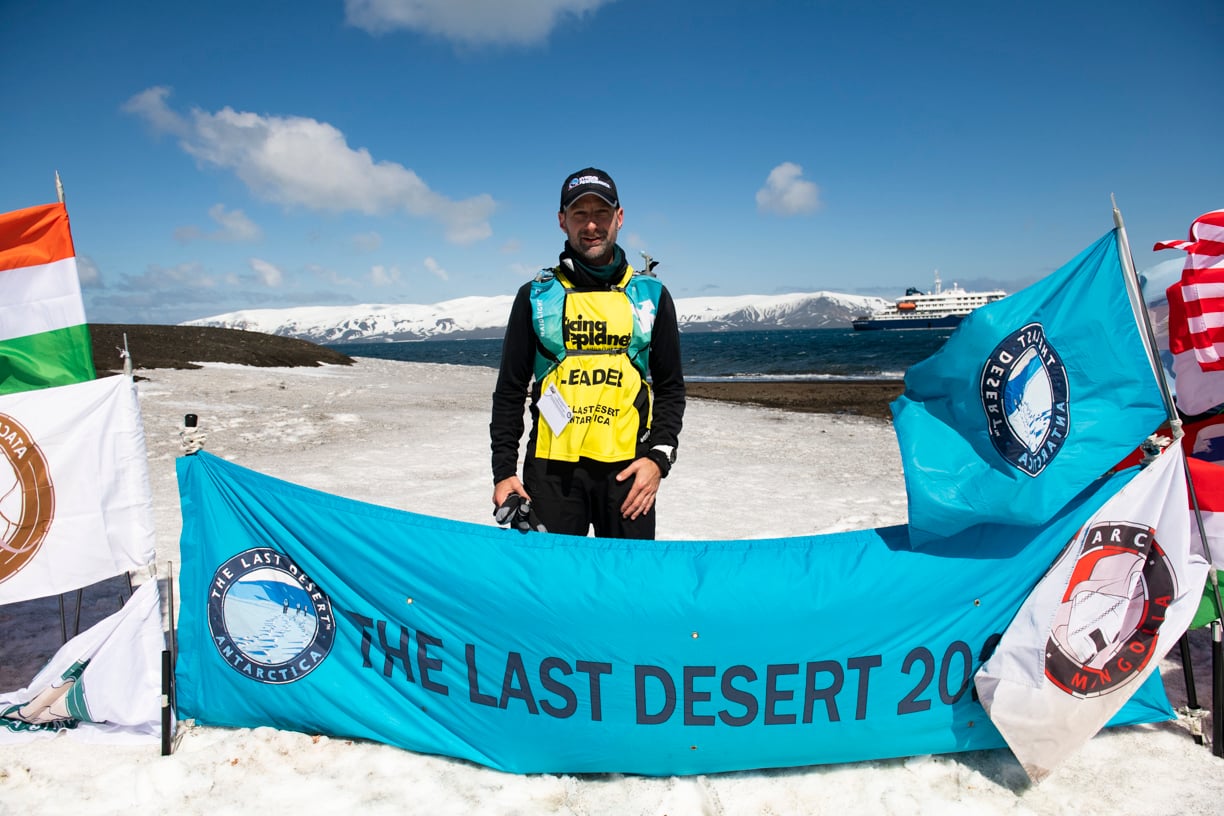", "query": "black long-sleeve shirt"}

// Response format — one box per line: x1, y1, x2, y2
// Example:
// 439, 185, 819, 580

490, 263, 685, 484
